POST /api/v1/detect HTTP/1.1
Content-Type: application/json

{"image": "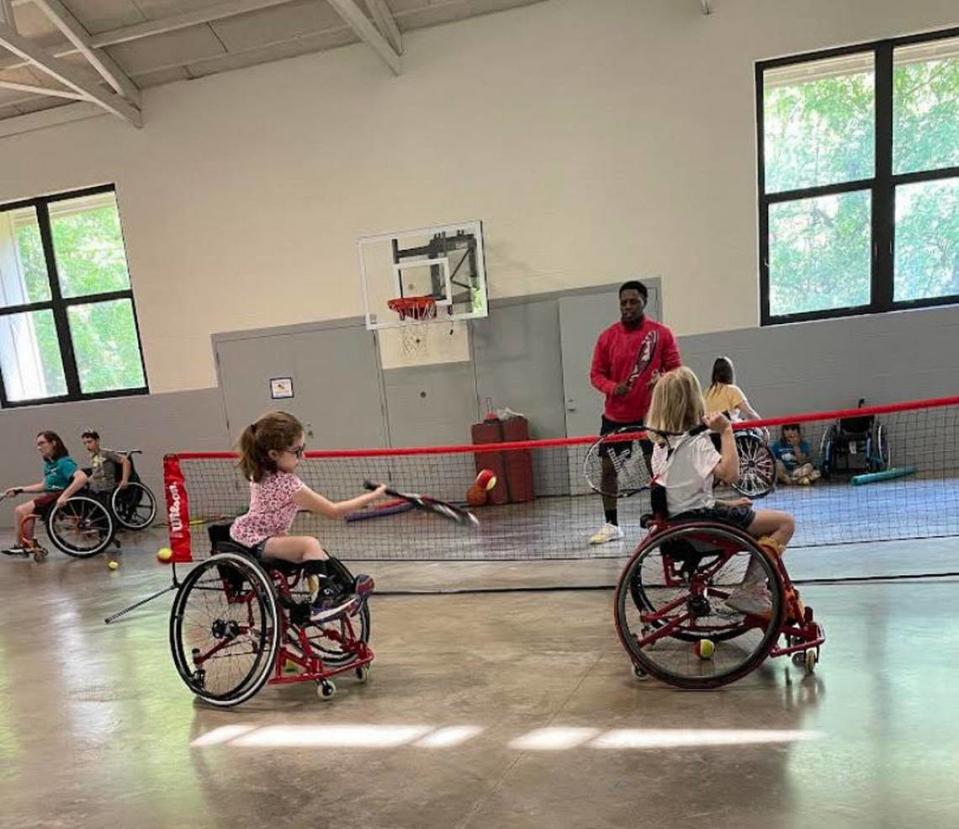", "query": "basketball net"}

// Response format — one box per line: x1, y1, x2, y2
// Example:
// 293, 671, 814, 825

387, 296, 438, 357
